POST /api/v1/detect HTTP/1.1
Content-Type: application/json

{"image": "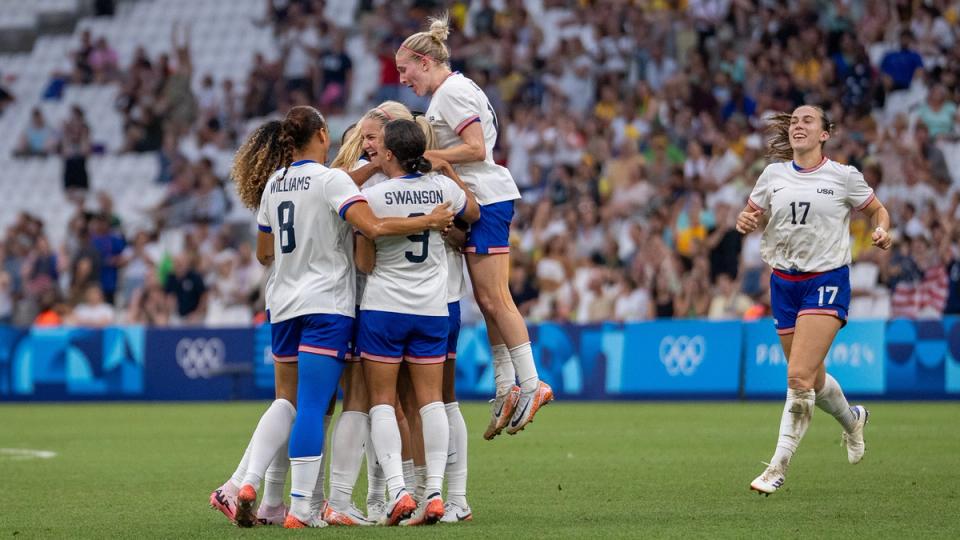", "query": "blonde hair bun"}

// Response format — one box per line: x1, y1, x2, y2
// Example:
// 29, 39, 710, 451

428, 13, 450, 43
